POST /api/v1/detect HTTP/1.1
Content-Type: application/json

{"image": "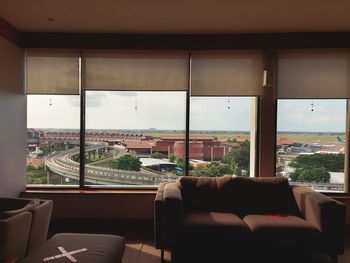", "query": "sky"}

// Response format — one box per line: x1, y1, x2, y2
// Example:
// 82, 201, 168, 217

27, 92, 346, 132
277, 99, 346, 133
